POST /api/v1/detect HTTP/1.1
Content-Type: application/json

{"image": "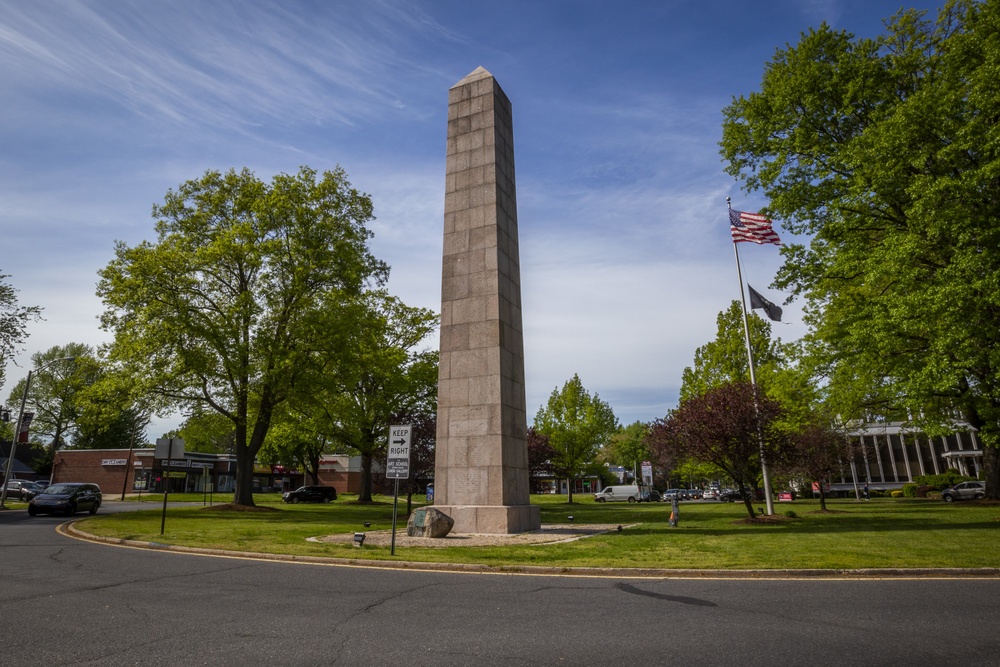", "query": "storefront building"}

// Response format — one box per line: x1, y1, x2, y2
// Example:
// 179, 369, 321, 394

51, 449, 364, 497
